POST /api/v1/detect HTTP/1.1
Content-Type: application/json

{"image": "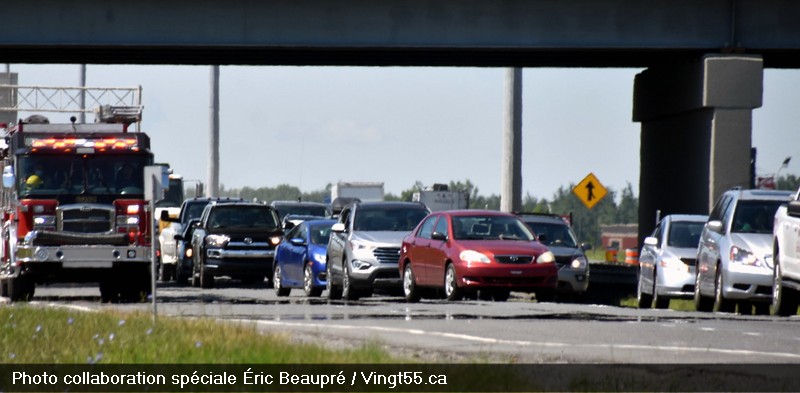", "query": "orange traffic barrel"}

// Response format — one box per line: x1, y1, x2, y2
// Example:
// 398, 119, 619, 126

605, 247, 618, 263
625, 248, 639, 265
